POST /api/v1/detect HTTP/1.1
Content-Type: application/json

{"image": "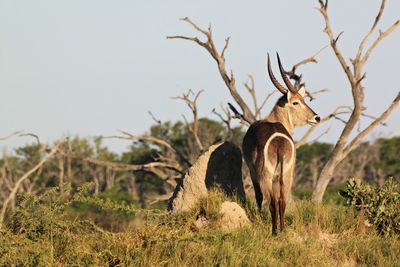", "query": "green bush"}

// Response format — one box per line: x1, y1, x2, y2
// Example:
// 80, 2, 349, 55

340, 178, 400, 236
67, 183, 139, 231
